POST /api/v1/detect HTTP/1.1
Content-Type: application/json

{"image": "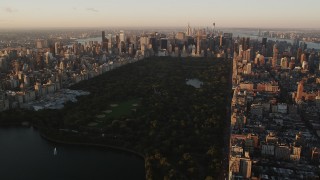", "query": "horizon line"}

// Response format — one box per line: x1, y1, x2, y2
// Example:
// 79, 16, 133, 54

1, 26, 320, 31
